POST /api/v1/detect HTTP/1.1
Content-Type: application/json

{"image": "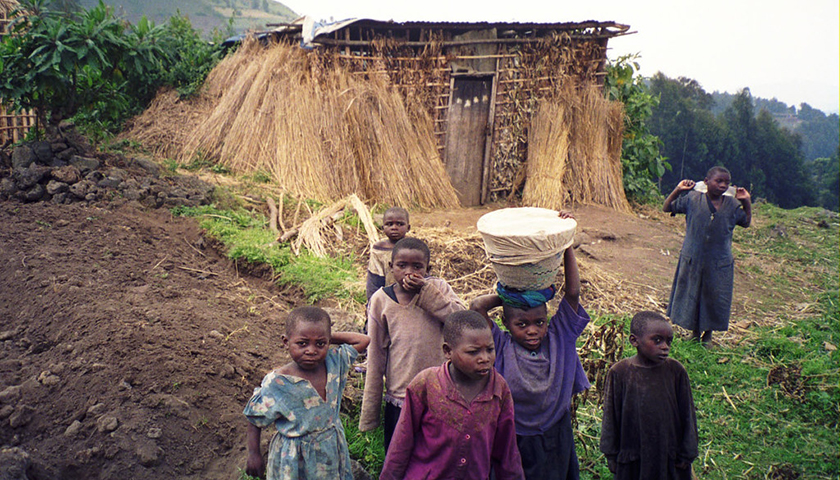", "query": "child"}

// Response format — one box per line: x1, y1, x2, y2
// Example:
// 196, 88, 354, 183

360, 236, 465, 450
366, 207, 411, 301
663, 166, 752, 346
380, 310, 525, 480
471, 219, 590, 480
243, 306, 370, 480
600, 311, 698, 479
